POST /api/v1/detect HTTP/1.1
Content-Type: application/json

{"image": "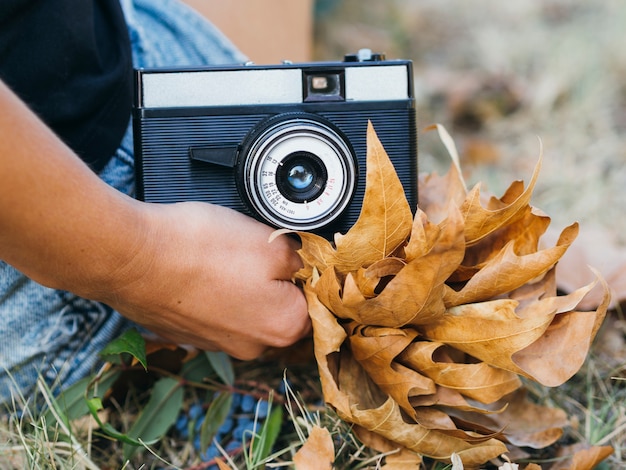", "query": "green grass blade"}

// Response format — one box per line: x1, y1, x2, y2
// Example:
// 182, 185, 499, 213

251, 403, 283, 466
